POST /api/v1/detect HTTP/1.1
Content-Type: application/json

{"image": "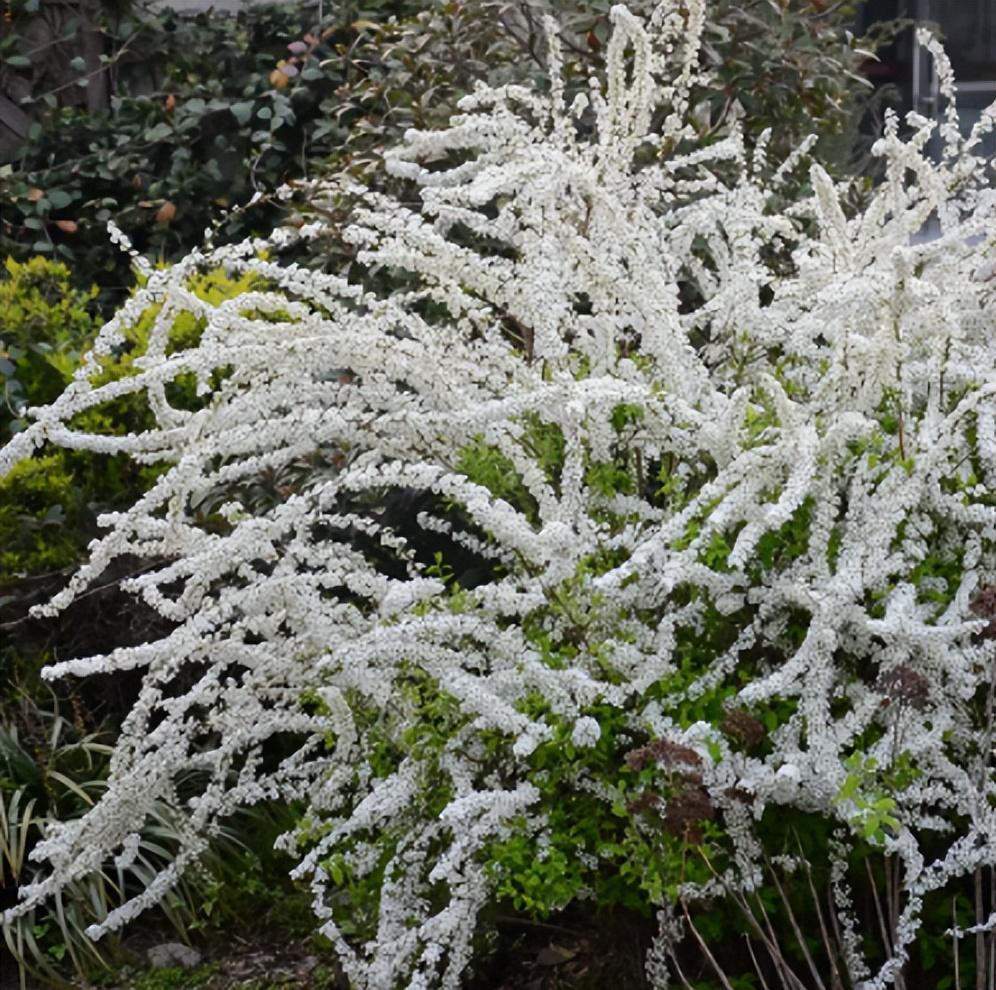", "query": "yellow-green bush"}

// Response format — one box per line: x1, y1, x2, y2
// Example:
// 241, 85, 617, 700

0, 258, 264, 587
